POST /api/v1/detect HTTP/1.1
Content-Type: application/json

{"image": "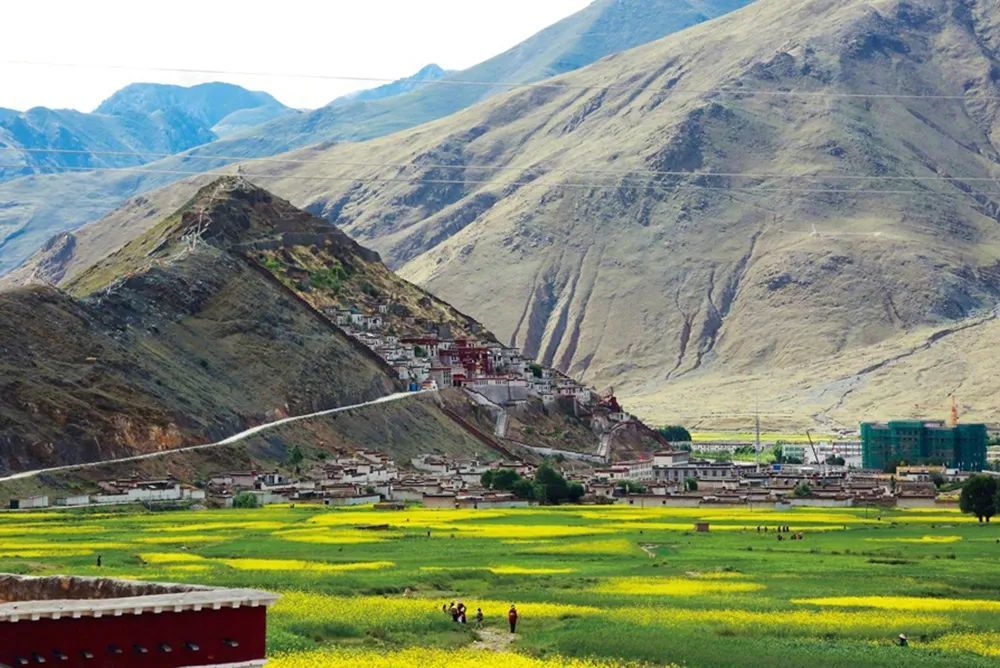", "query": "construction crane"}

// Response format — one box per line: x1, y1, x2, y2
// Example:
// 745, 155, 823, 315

912, 395, 970, 427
